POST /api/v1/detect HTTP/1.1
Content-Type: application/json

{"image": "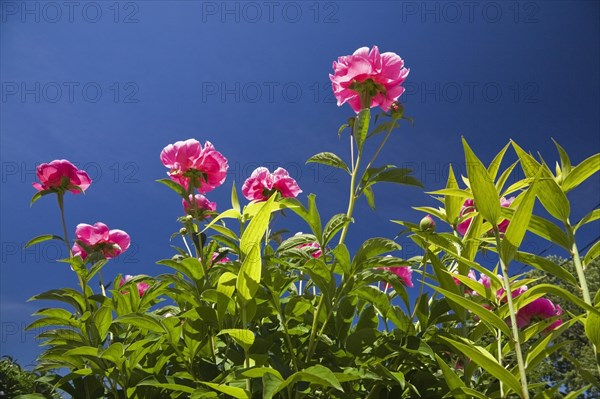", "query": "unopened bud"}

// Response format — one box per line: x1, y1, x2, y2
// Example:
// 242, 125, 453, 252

179, 227, 187, 235
419, 215, 436, 232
